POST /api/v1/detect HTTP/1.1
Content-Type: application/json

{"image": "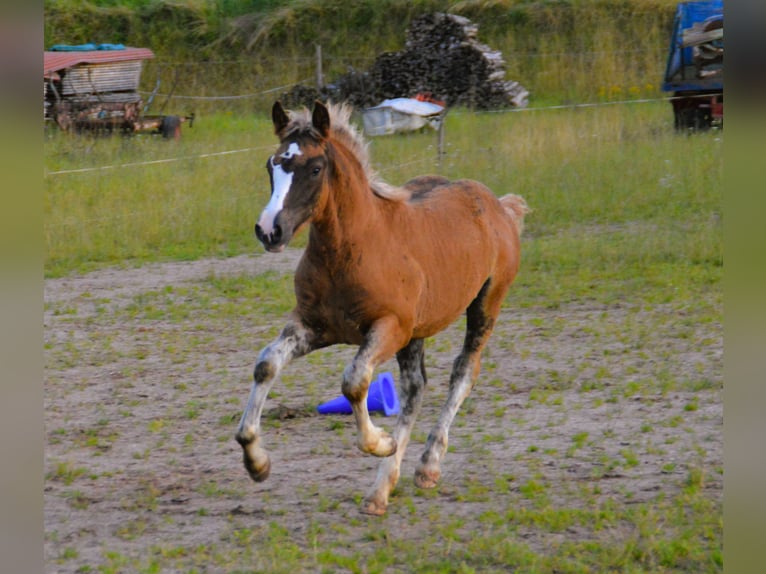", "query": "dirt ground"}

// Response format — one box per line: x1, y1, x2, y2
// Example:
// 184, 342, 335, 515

44, 249, 722, 572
